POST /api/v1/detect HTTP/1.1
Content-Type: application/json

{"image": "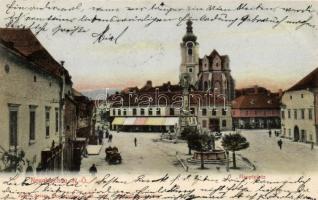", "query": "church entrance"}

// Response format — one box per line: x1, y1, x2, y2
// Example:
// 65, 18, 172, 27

294, 126, 300, 141
209, 118, 220, 132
